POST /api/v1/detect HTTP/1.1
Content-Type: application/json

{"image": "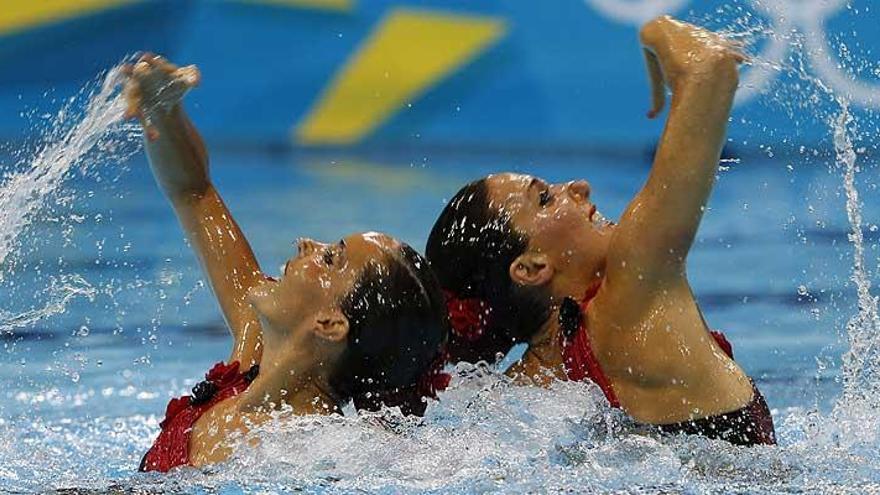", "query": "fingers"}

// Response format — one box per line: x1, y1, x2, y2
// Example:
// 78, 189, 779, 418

136, 52, 176, 69
121, 98, 160, 141
711, 35, 749, 65
122, 53, 196, 140
123, 95, 140, 120
122, 92, 159, 140
122, 67, 142, 119
174, 65, 201, 88
638, 17, 663, 53
643, 48, 666, 119
133, 60, 149, 75
124, 53, 198, 105
121, 63, 140, 120
727, 45, 749, 64
128, 54, 196, 86
638, 15, 747, 113
130, 53, 180, 81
